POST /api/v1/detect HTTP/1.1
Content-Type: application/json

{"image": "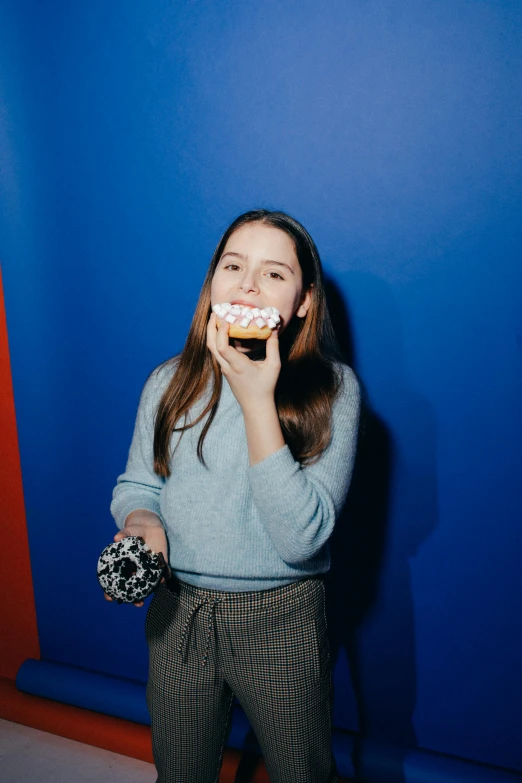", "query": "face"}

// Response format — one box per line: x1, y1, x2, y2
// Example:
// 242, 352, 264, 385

210, 223, 312, 351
